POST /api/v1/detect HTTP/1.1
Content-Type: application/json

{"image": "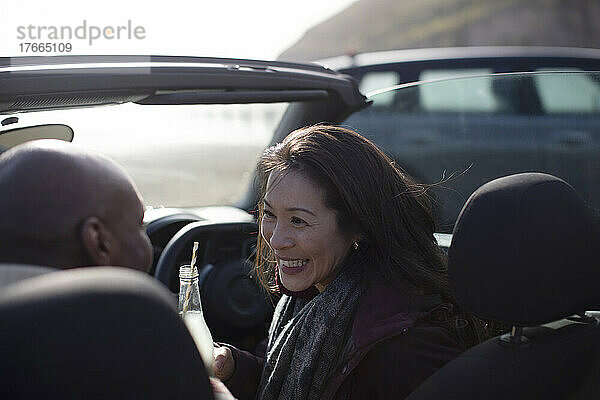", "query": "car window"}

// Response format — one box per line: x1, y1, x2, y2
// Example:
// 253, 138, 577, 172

11, 102, 288, 208
419, 69, 497, 112
359, 71, 400, 105
343, 71, 600, 232
534, 73, 600, 114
